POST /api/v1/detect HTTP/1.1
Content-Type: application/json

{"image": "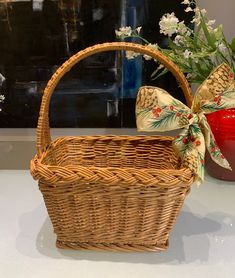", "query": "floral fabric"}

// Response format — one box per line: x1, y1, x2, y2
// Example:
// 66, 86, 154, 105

136, 63, 235, 184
